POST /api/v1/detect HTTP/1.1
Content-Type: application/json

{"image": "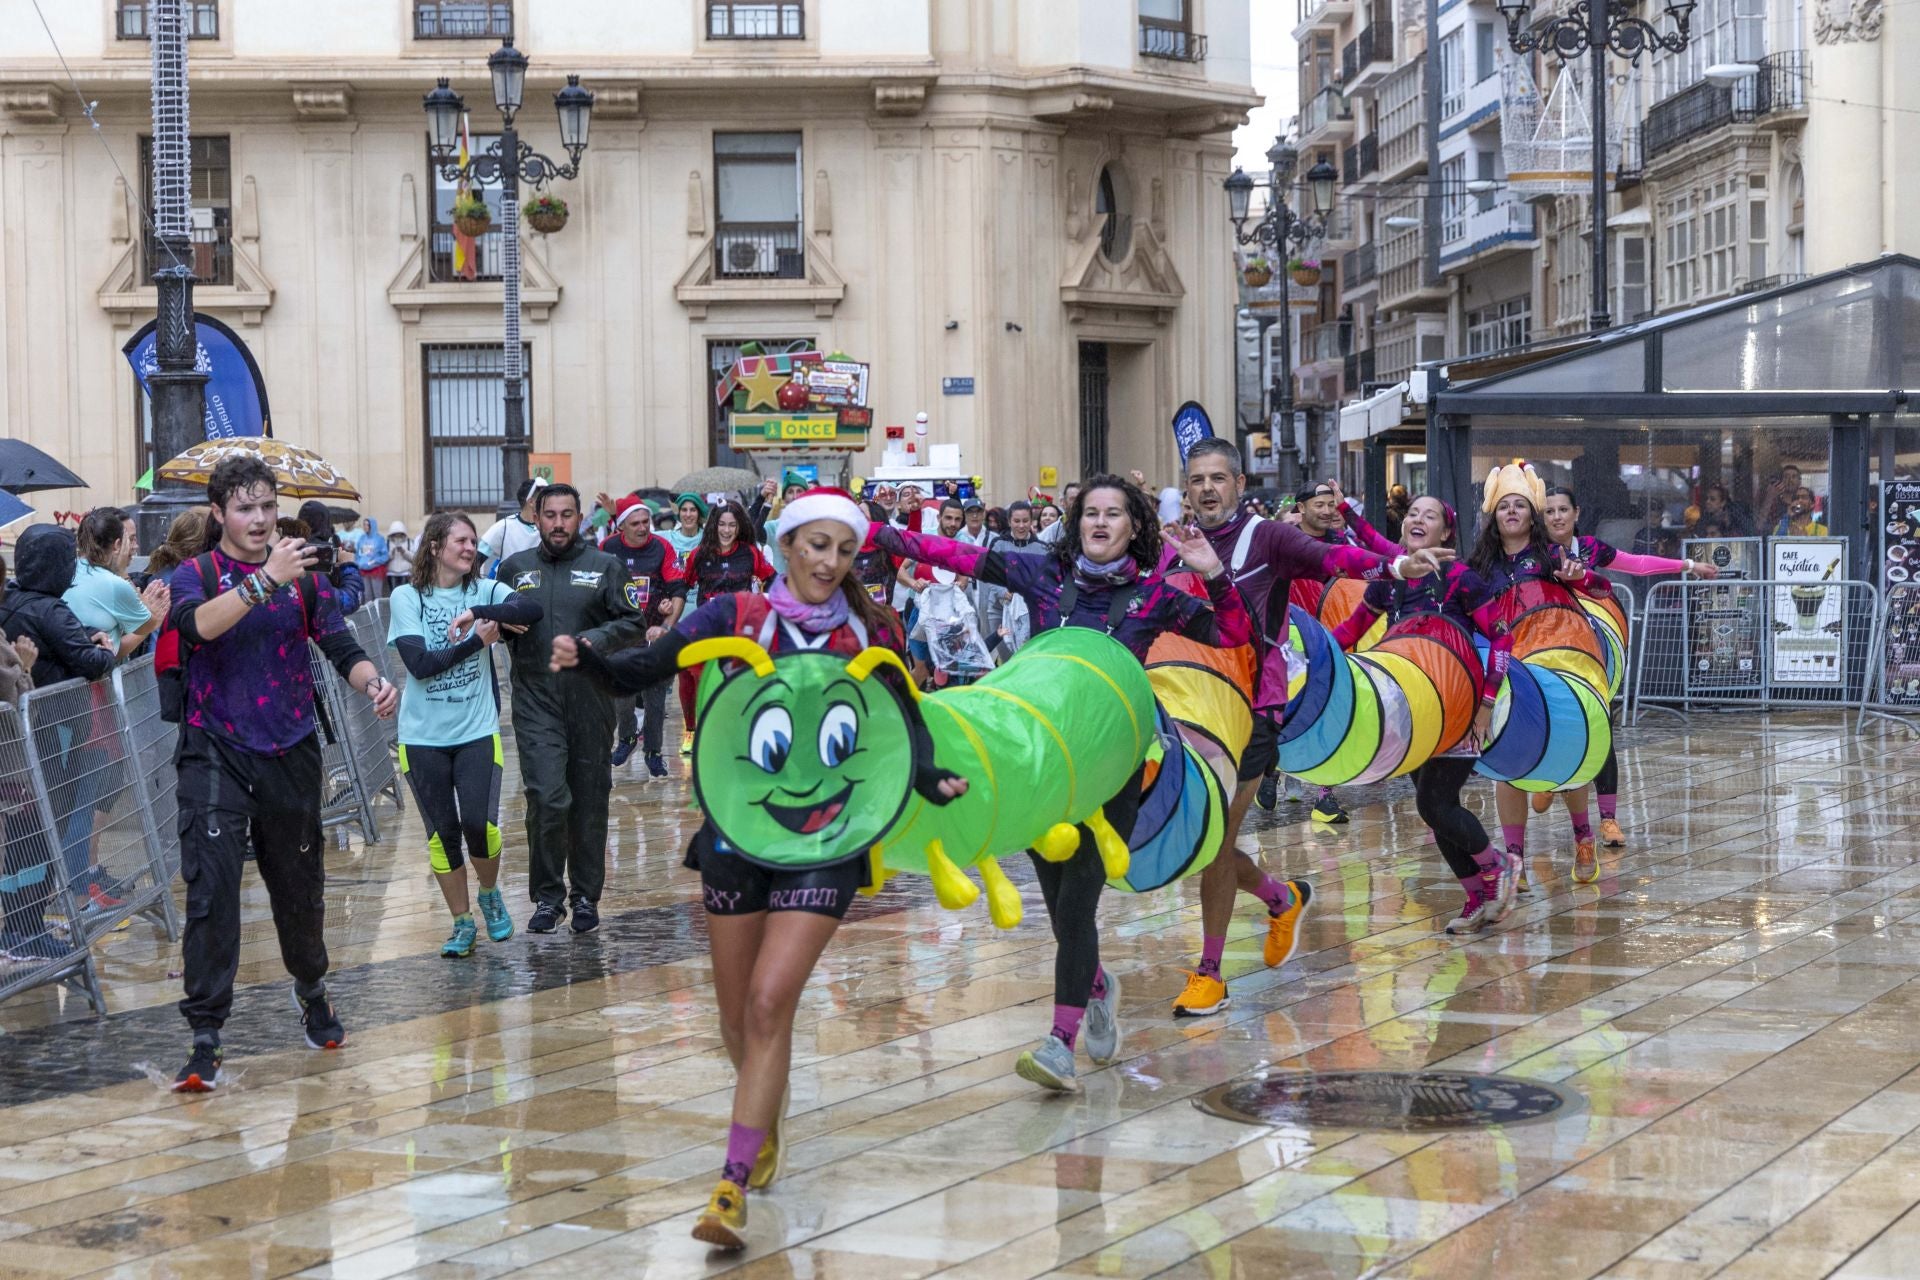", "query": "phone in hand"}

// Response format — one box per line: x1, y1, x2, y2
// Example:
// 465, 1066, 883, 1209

310, 541, 337, 574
